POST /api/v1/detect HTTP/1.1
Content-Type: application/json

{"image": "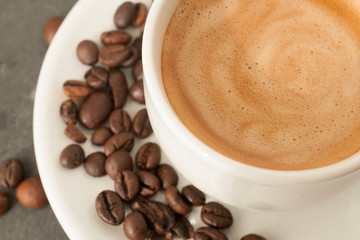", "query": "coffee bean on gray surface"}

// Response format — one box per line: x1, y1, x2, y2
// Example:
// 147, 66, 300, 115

181, 184, 206, 206
241, 234, 266, 240
99, 44, 131, 67
0, 192, 10, 216
43, 16, 63, 46
132, 3, 147, 27
132, 59, 143, 82
64, 123, 87, 143
123, 211, 148, 240
85, 66, 108, 90
62, 80, 91, 100
129, 80, 145, 104
16, 176, 48, 209
108, 109, 132, 134
114, 170, 139, 201
0, 158, 23, 189
104, 132, 134, 157
131, 196, 176, 234
101, 30, 132, 46
76, 40, 99, 65
132, 35, 143, 56
84, 152, 107, 177
147, 231, 173, 240
105, 150, 133, 180
201, 202, 233, 229
91, 127, 112, 146
95, 190, 124, 225
135, 170, 160, 197
60, 144, 85, 169
60, 99, 78, 124
135, 142, 161, 170
109, 68, 128, 109
165, 186, 191, 215
171, 214, 195, 240
132, 108, 152, 138
194, 227, 228, 240
114, 2, 136, 29
121, 46, 139, 68
79, 91, 113, 129
156, 164, 178, 189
